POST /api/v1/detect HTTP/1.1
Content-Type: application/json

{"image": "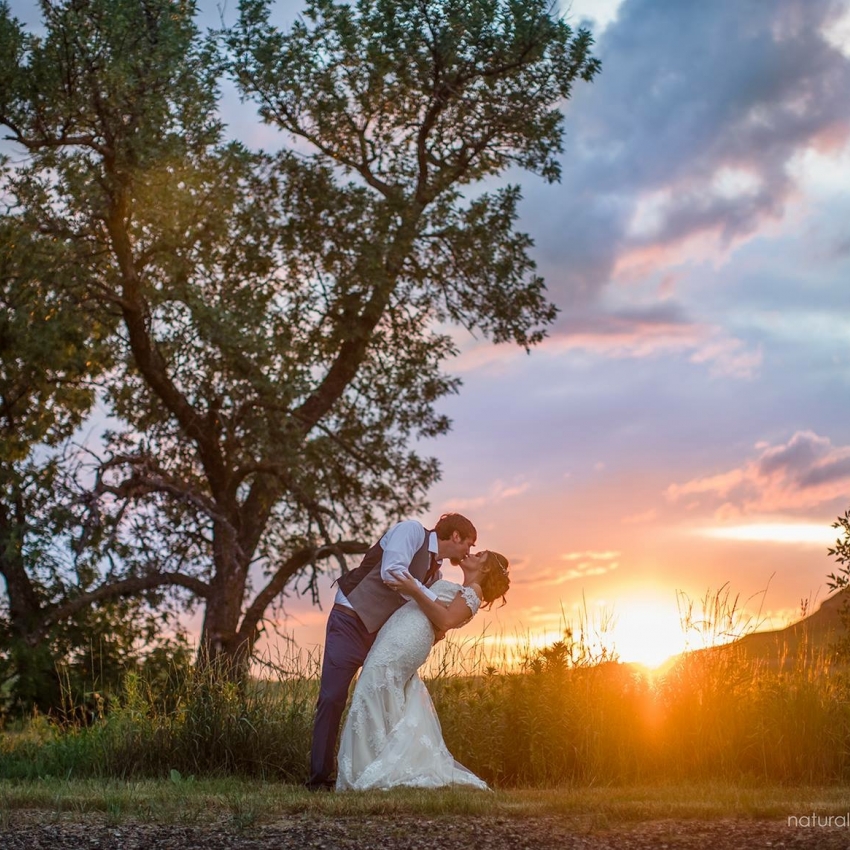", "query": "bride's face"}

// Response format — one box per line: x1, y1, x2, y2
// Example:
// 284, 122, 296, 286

460, 550, 489, 578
